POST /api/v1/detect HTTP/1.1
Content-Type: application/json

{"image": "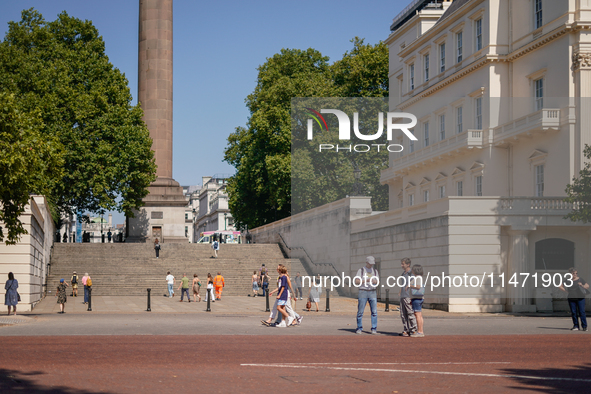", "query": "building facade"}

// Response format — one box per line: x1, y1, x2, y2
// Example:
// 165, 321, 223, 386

0, 196, 55, 311
183, 185, 201, 243
195, 175, 236, 240
377, 0, 591, 312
